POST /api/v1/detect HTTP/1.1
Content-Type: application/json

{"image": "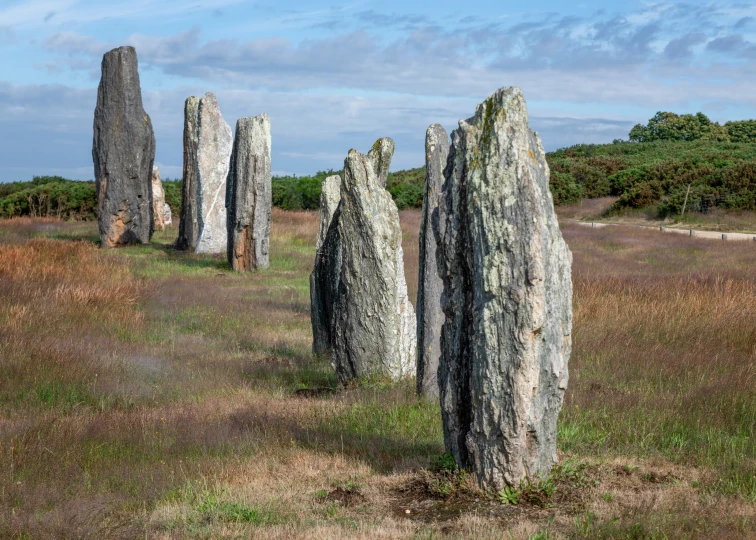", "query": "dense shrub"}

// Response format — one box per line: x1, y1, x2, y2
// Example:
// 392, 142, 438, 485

0, 177, 97, 220
271, 170, 338, 211
162, 179, 182, 216
546, 138, 756, 215
386, 167, 425, 209
549, 171, 583, 205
